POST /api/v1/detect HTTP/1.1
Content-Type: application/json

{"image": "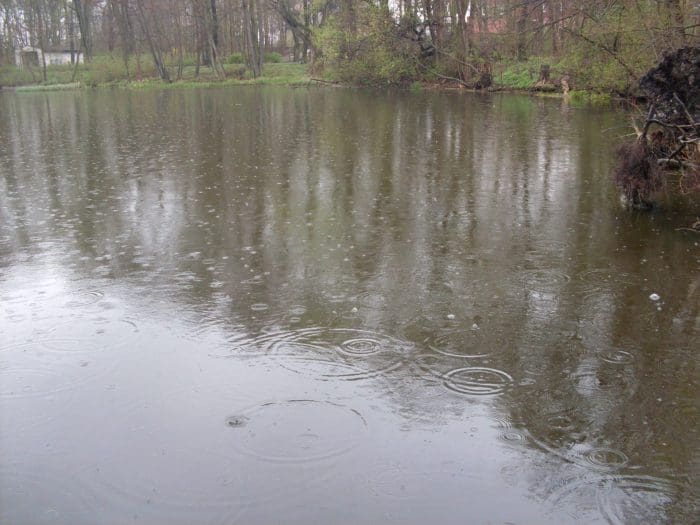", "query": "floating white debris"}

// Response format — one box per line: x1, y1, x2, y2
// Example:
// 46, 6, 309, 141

446, 314, 456, 320
351, 307, 358, 313
649, 293, 661, 301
